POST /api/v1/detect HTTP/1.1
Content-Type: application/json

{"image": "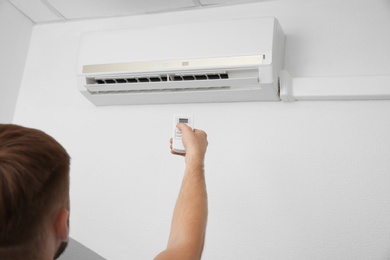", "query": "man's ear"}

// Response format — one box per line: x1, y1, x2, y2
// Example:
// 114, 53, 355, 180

53, 209, 69, 242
